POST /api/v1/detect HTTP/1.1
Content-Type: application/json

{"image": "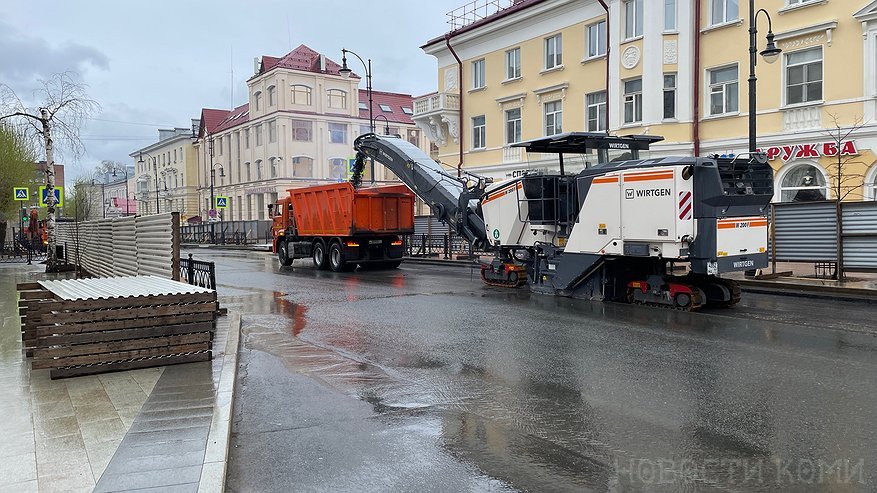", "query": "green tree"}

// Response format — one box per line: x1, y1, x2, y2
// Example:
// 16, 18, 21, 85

0, 124, 38, 246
